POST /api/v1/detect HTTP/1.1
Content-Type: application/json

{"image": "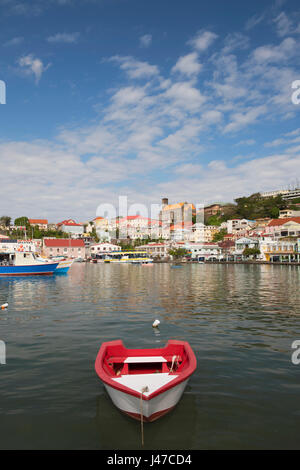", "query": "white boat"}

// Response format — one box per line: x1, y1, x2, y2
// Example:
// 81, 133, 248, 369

95, 340, 196, 422
104, 251, 153, 264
